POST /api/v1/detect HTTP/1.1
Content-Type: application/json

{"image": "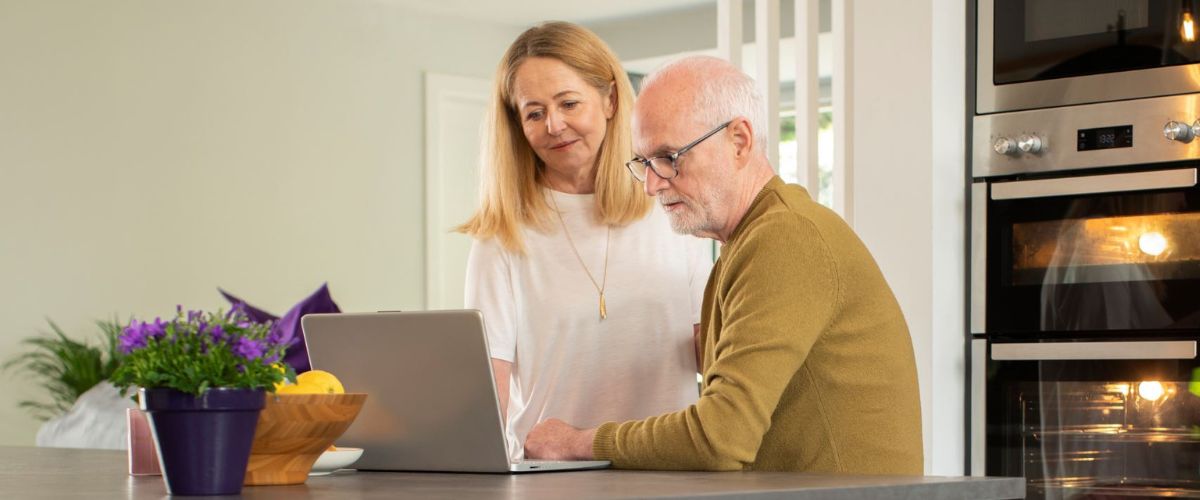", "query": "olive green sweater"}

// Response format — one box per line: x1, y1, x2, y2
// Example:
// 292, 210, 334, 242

592, 176, 923, 473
